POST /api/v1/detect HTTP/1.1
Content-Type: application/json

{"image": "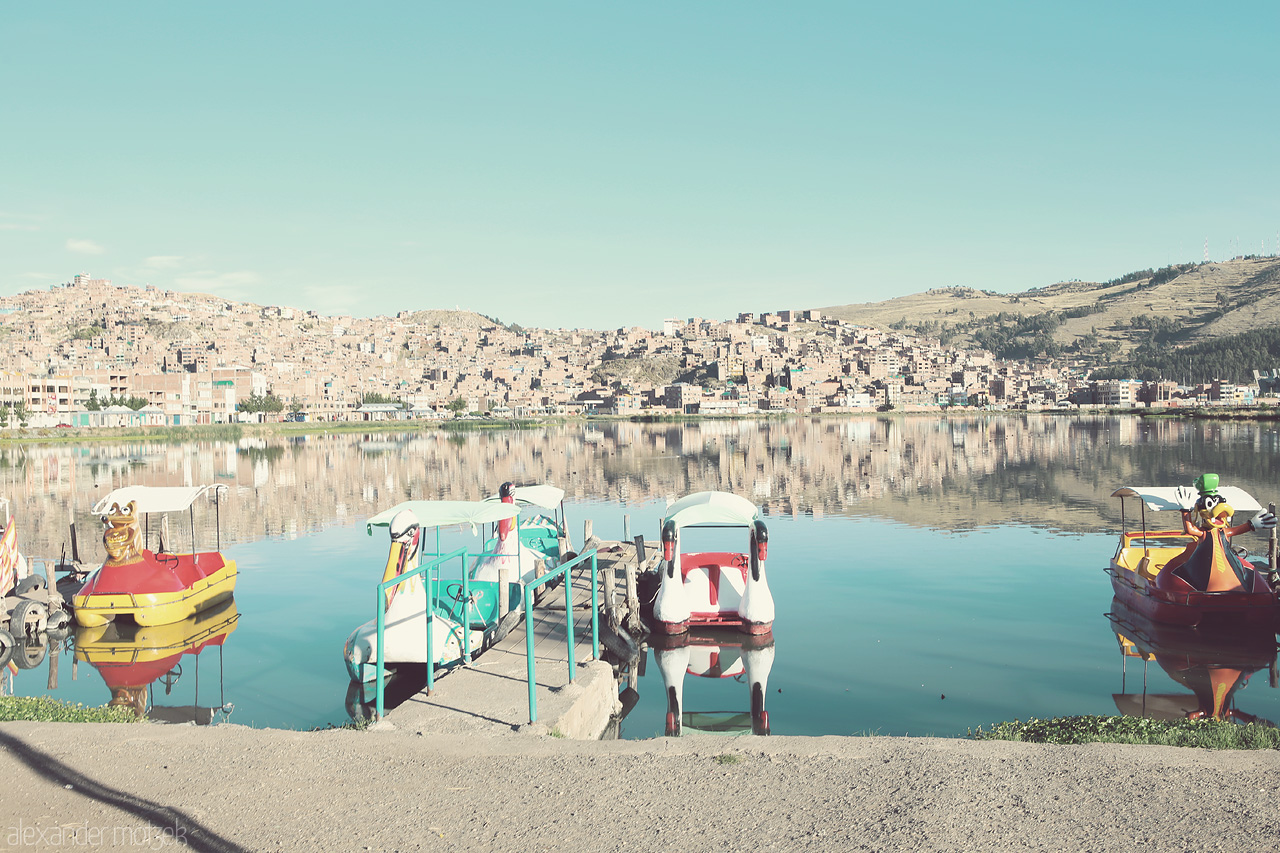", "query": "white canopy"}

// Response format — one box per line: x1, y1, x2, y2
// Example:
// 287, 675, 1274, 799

91, 485, 227, 515
1110, 486, 1263, 513
663, 491, 760, 530
484, 484, 565, 510
366, 500, 521, 535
